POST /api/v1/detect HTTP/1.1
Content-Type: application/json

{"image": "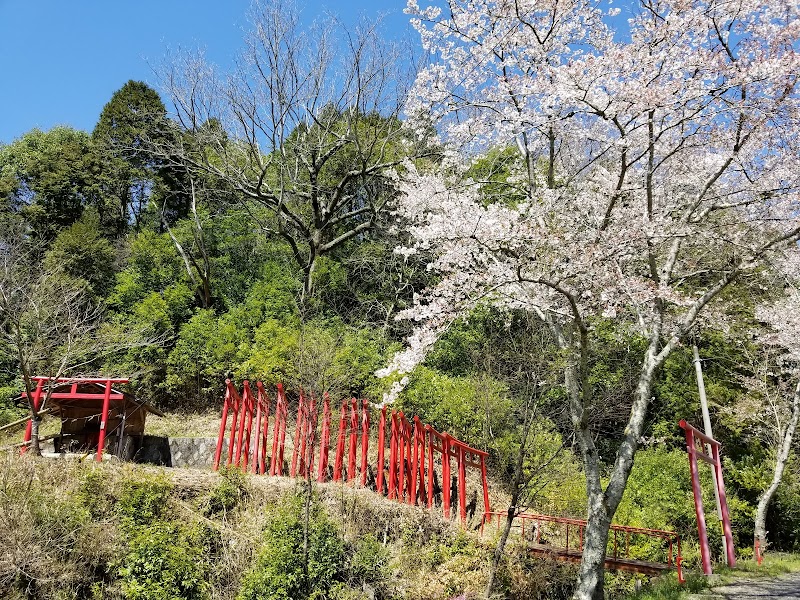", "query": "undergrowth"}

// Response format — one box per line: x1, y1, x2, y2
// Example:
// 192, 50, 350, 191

3, 456, 800, 600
